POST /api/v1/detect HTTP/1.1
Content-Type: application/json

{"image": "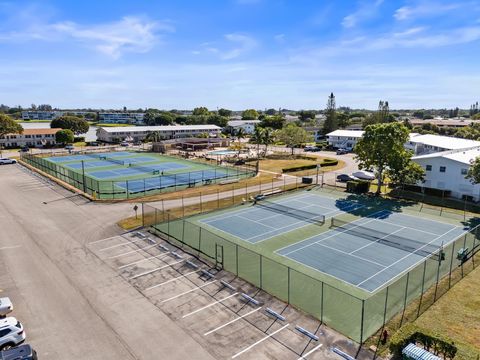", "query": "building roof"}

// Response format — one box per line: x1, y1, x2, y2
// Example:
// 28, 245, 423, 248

99, 125, 221, 133
408, 134, 480, 150
227, 120, 261, 127
19, 128, 62, 135
326, 129, 365, 138
409, 118, 480, 127
413, 146, 480, 165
